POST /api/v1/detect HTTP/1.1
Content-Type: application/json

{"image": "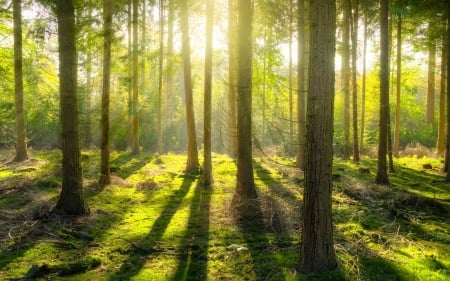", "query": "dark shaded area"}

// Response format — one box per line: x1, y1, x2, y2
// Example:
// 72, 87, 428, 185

108, 173, 196, 280
172, 181, 212, 280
